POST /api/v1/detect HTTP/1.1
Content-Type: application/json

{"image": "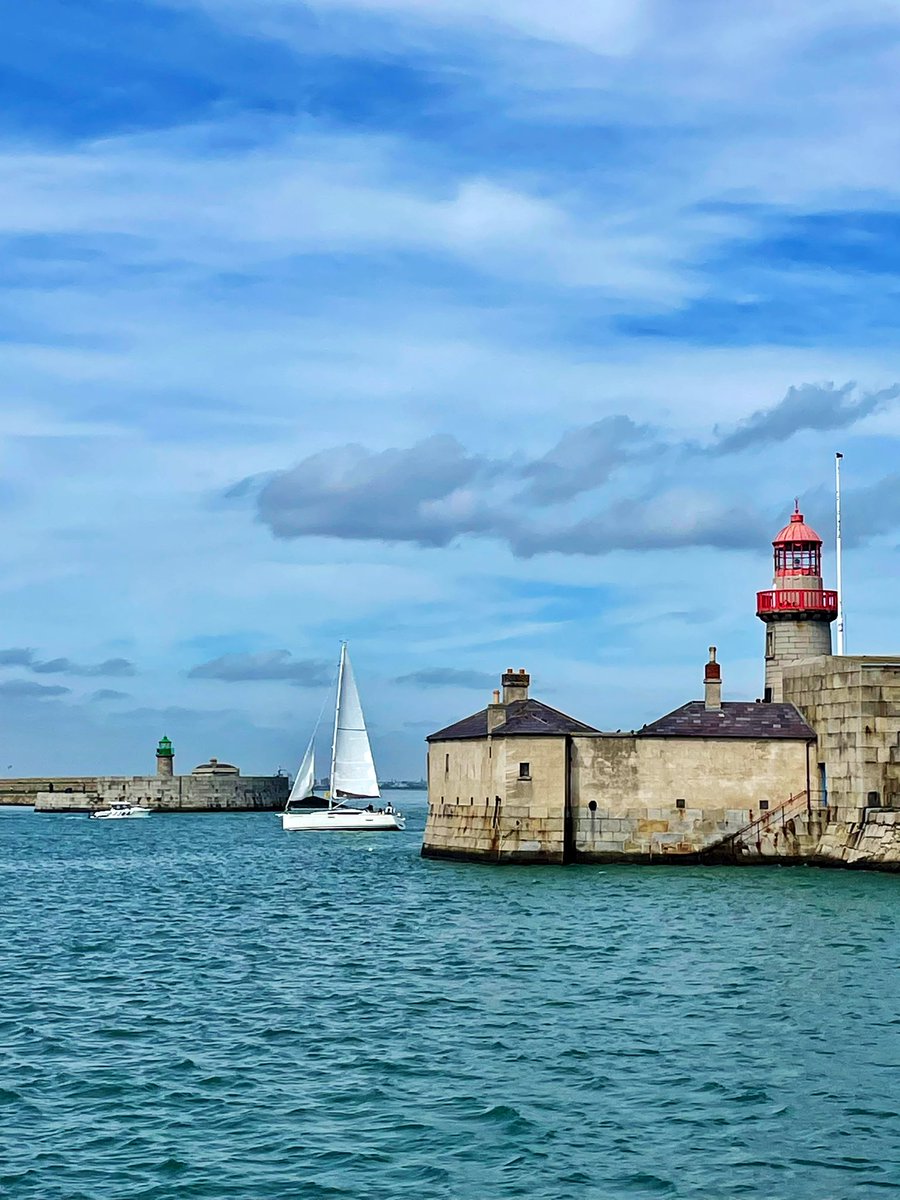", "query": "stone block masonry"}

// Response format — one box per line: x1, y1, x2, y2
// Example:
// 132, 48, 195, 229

31, 773, 289, 813
783, 656, 900, 816
815, 809, 900, 869
423, 653, 900, 871
5, 737, 291, 813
